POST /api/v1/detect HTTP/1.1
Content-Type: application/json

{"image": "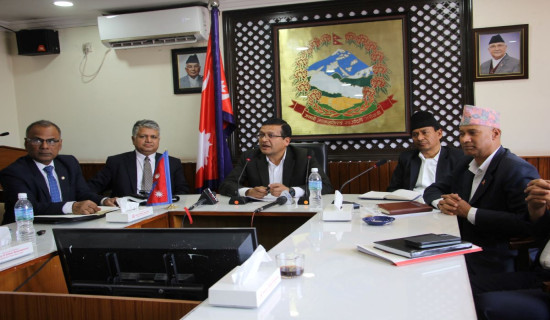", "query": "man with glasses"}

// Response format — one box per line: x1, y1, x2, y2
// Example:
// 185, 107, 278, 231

87, 119, 189, 198
219, 118, 333, 199
0, 120, 115, 225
